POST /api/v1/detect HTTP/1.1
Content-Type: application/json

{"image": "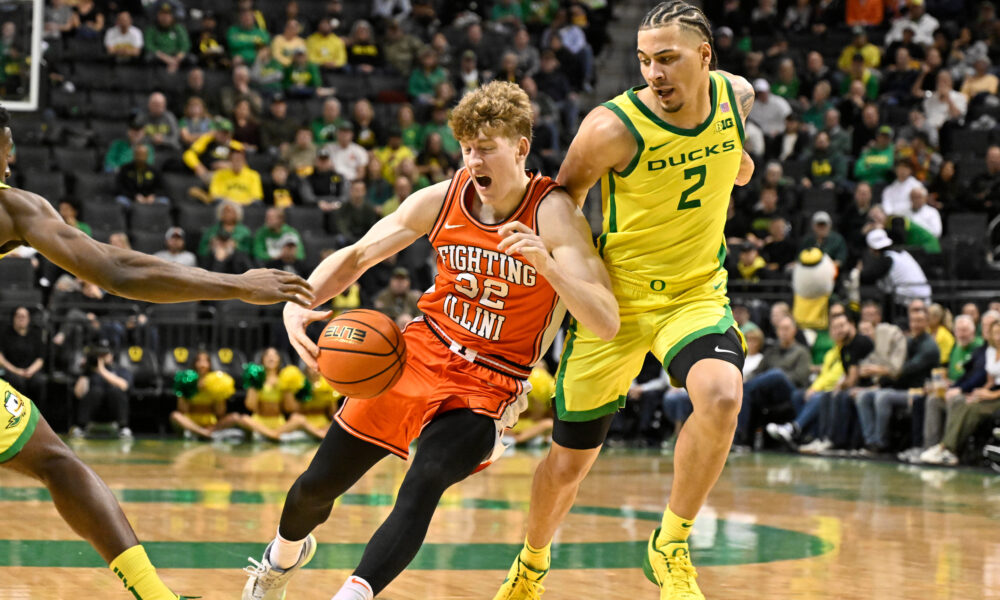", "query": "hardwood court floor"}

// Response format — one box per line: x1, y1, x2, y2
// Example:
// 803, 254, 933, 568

1, 440, 998, 599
